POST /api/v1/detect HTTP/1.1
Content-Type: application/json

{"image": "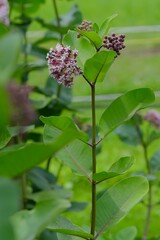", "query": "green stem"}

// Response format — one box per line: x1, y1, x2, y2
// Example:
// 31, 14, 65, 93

46, 156, 52, 171
90, 82, 97, 238
52, 0, 62, 43
135, 118, 152, 240
22, 174, 27, 209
